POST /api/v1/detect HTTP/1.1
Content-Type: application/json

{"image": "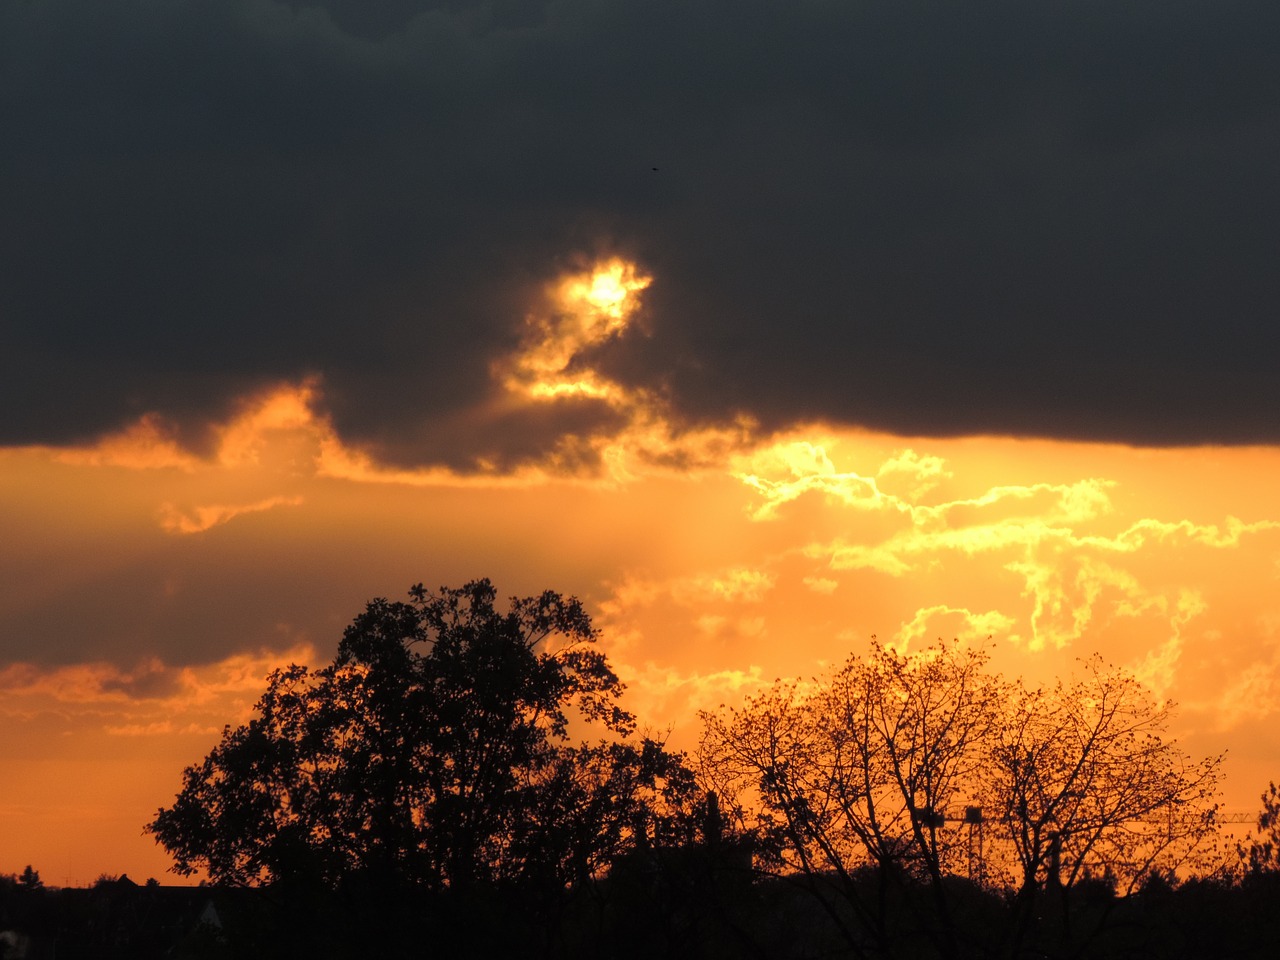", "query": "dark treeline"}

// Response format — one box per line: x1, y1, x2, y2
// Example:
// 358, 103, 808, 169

6, 581, 1280, 960
7, 858, 1280, 960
